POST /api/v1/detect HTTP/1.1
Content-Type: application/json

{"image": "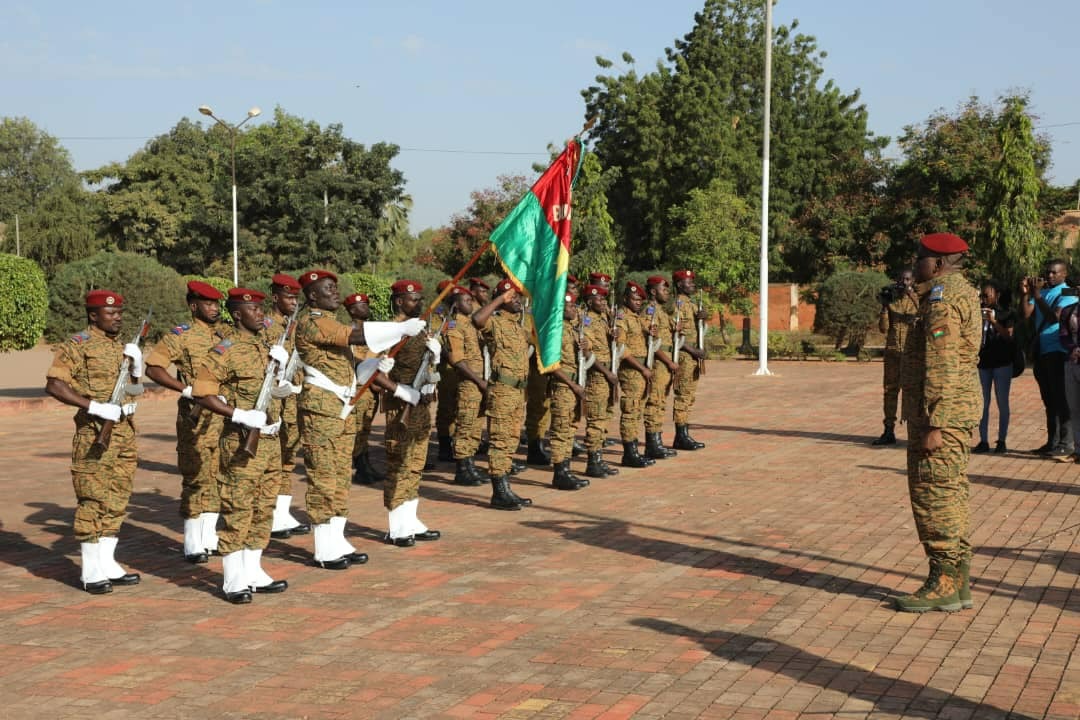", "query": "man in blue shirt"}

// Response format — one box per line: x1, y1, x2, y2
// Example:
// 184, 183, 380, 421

1021, 259, 1078, 456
